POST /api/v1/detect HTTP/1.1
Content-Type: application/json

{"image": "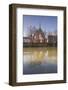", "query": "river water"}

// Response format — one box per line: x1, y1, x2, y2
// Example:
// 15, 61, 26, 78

23, 47, 57, 75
